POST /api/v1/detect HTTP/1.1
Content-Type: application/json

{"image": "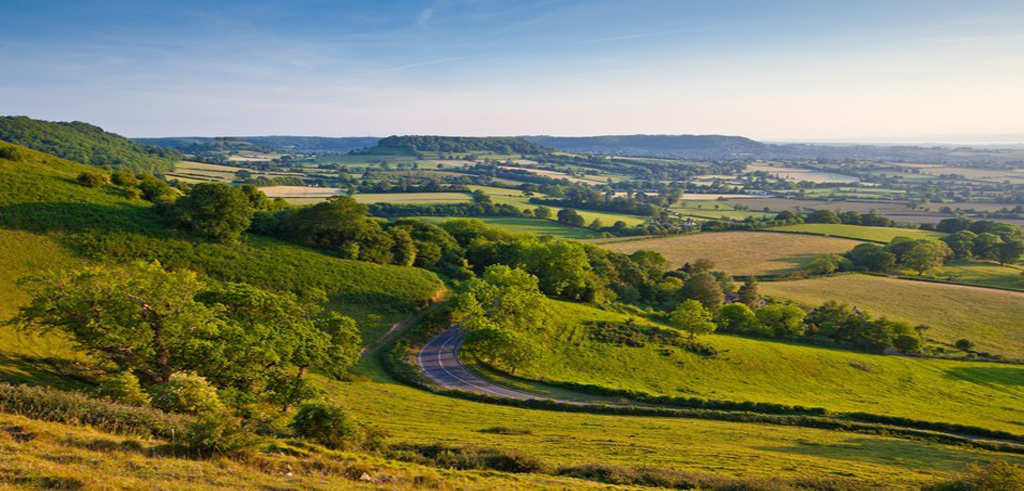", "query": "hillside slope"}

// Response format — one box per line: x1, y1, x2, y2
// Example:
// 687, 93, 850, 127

0, 117, 180, 173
